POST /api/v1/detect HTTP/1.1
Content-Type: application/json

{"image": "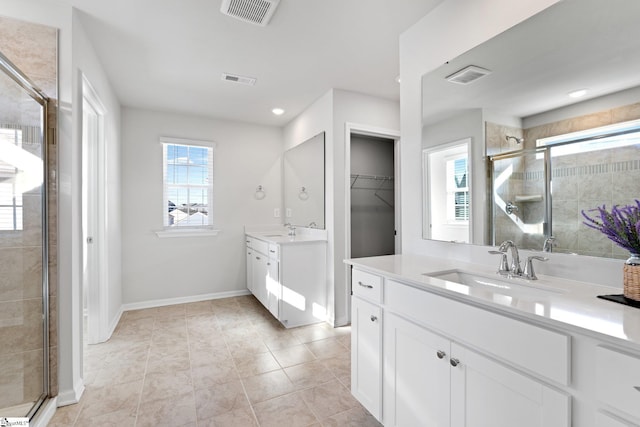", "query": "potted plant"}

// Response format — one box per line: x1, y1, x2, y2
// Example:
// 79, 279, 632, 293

582, 200, 640, 301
